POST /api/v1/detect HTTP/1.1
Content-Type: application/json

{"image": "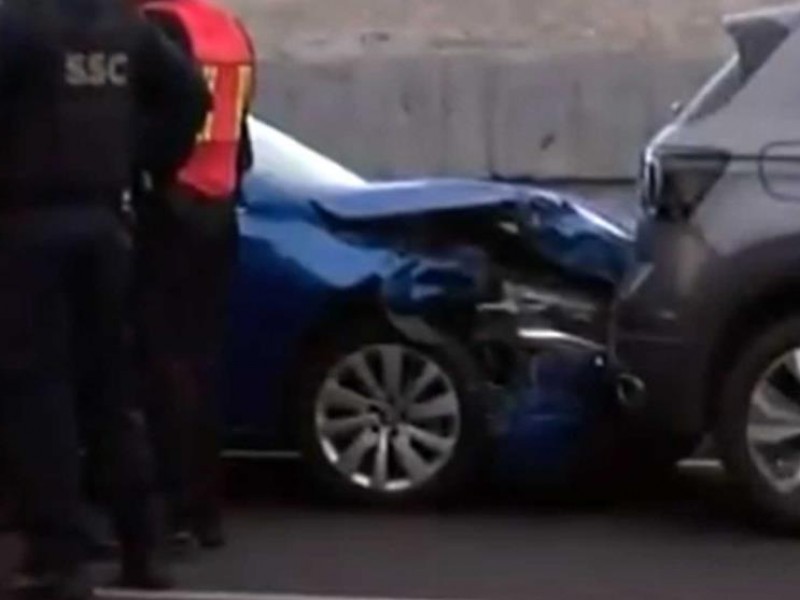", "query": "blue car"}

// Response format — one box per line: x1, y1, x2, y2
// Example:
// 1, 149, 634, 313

221, 118, 637, 503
